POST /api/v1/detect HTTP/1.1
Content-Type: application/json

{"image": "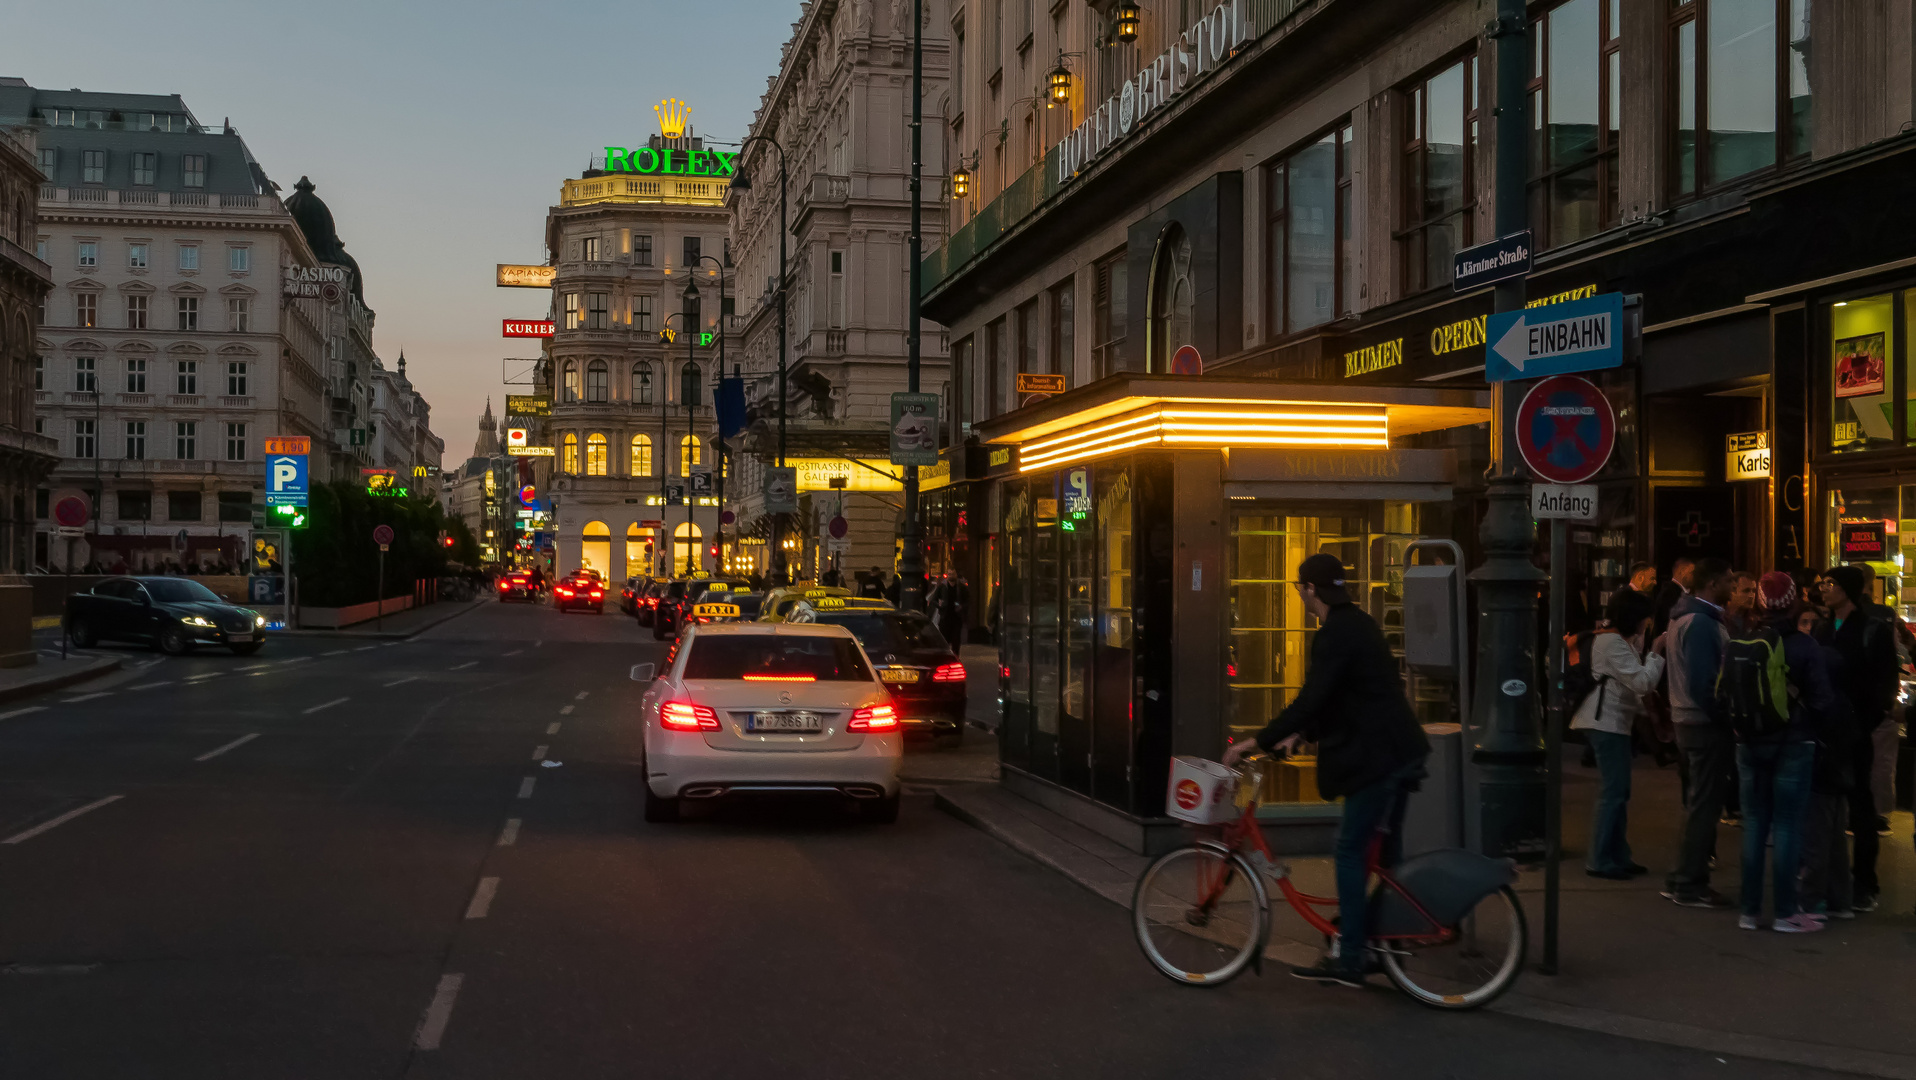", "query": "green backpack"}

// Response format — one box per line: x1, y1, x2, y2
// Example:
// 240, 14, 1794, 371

1715, 628, 1791, 738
